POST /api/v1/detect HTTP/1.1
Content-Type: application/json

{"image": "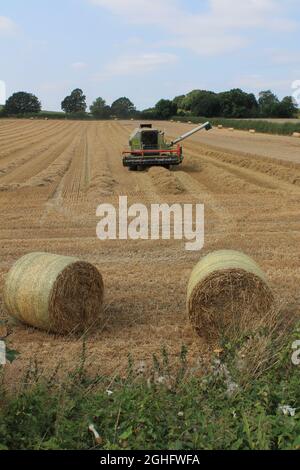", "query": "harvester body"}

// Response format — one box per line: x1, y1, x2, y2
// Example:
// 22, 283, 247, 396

122, 122, 212, 170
